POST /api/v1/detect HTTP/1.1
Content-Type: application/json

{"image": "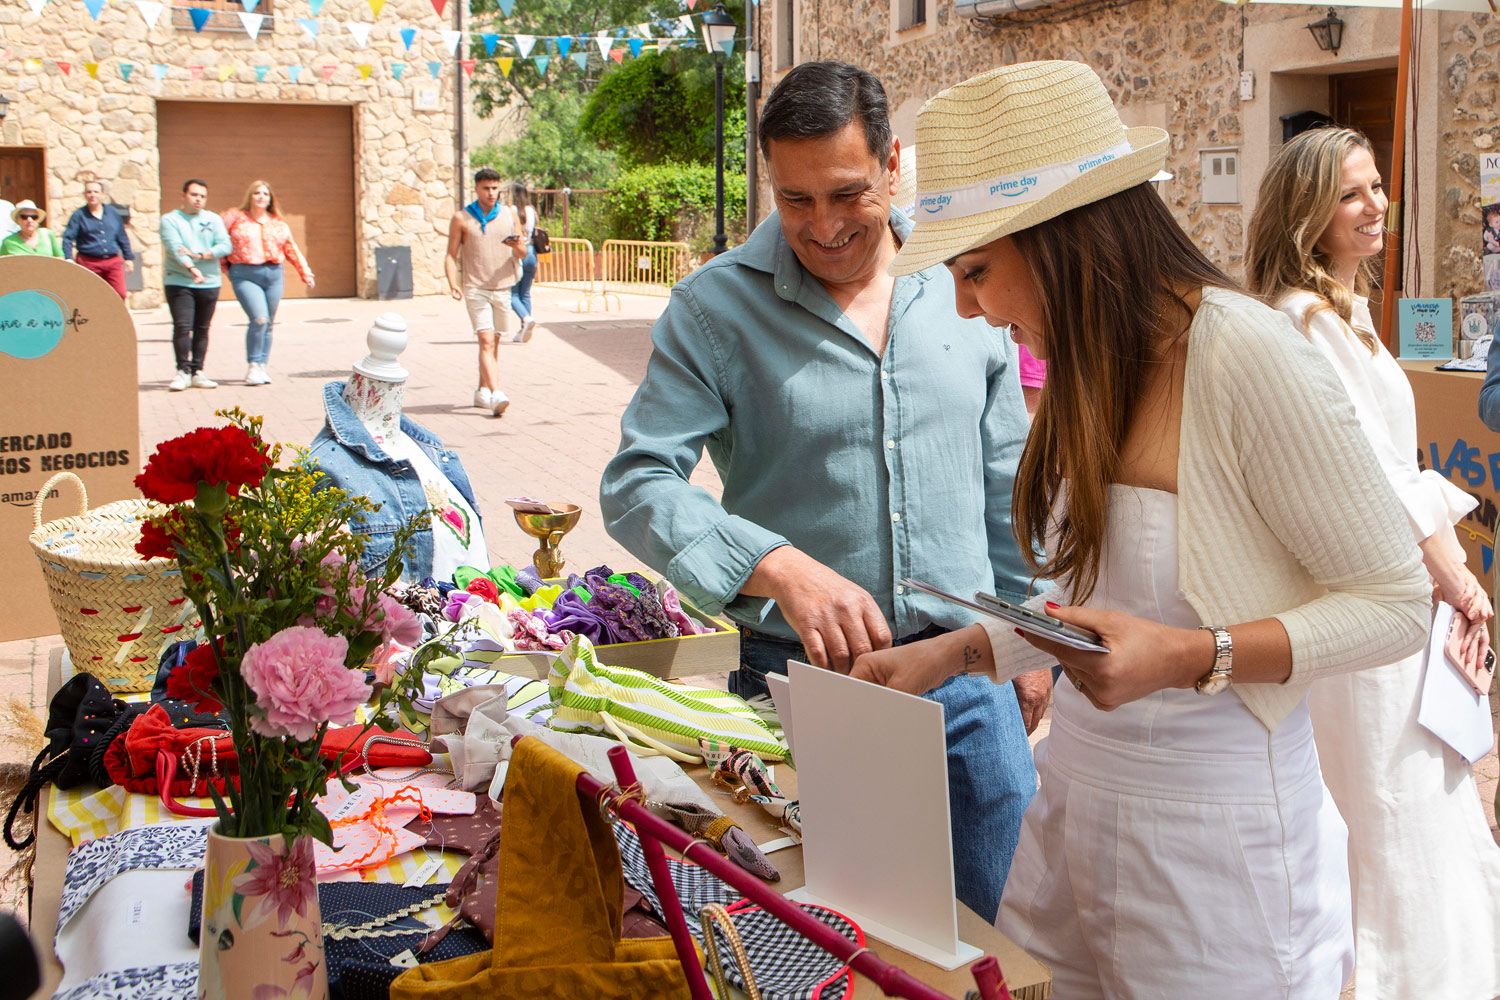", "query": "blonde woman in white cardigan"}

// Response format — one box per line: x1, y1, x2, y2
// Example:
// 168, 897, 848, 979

854, 63, 1430, 998
1245, 126, 1500, 1000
